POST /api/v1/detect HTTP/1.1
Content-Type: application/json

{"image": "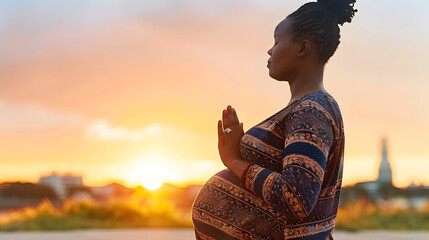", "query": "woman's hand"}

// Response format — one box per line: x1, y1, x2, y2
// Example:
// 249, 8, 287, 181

217, 105, 245, 169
